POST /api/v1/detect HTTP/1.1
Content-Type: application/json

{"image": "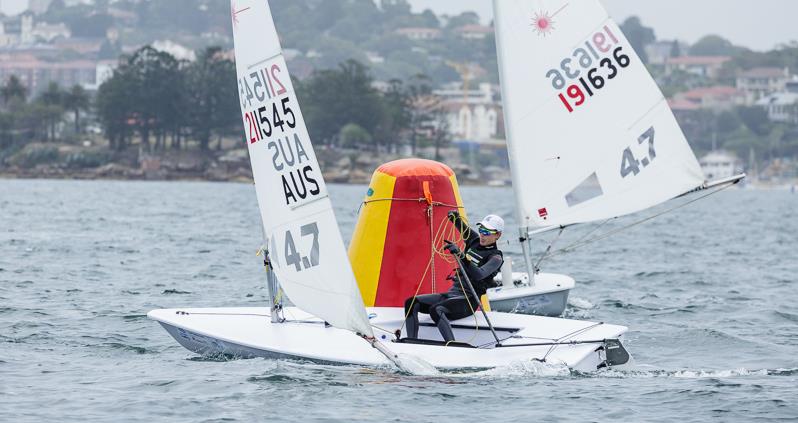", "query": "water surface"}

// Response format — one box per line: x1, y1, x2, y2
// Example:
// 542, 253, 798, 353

1, 179, 796, 422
